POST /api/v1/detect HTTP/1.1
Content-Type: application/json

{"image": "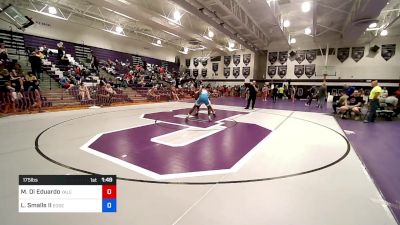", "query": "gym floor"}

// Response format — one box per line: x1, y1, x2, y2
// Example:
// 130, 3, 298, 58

1, 98, 399, 225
